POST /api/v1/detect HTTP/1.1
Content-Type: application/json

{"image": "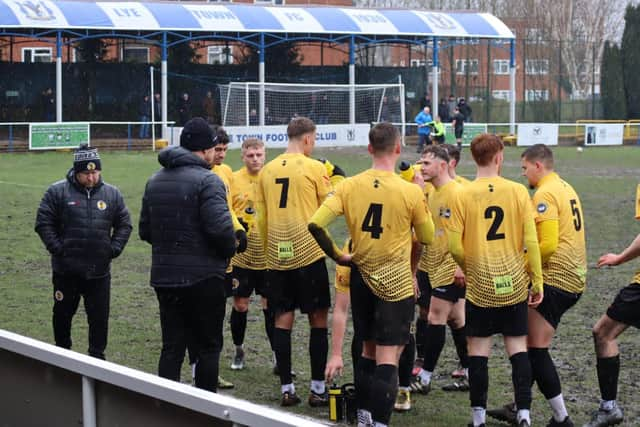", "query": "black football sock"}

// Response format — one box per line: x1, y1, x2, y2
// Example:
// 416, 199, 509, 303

510, 351, 532, 411
451, 325, 469, 369
597, 355, 620, 401
469, 356, 489, 408
423, 324, 446, 373
355, 356, 376, 412
416, 318, 428, 360
263, 308, 275, 351
274, 328, 292, 385
529, 347, 561, 399
398, 334, 415, 387
369, 364, 398, 426
230, 308, 247, 347
309, 327, 328, 382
